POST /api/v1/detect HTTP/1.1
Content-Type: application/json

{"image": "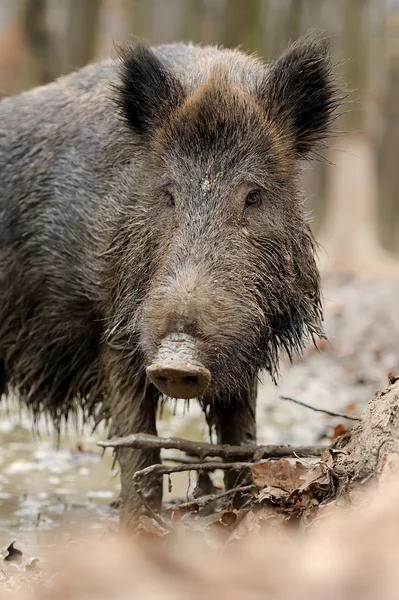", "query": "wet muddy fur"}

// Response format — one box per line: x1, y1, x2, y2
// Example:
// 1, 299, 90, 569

0, 33, 342, 523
